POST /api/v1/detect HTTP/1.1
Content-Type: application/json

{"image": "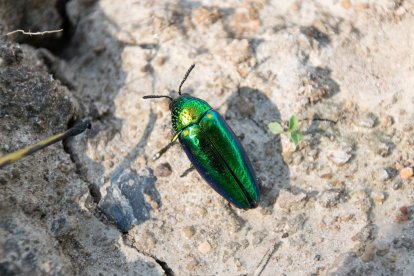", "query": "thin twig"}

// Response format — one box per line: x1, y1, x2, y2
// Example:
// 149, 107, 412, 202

6, 29, 63, 36
254, 241, 281, 276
